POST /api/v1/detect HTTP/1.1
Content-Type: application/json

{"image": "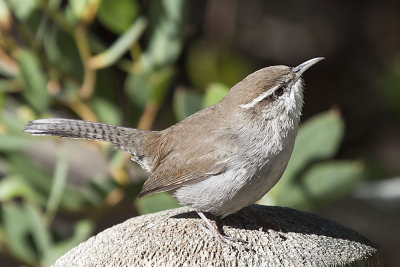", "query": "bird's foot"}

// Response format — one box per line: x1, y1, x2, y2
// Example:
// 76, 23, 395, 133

196, 211, 248, 248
